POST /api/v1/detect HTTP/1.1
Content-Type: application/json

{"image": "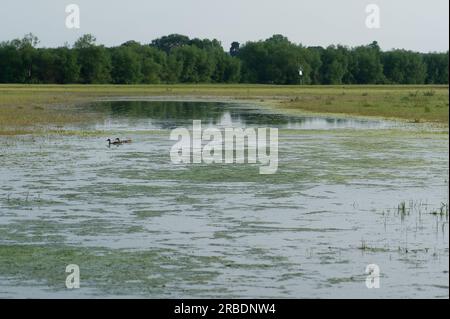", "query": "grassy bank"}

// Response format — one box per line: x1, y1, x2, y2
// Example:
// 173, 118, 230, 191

0, 84, 448, 134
